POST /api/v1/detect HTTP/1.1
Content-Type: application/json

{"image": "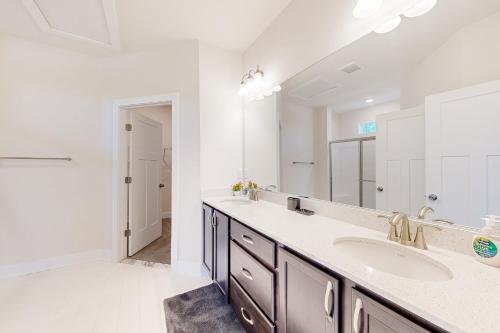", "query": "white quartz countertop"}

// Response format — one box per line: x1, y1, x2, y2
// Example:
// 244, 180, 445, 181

203, 196, 500, 333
